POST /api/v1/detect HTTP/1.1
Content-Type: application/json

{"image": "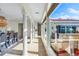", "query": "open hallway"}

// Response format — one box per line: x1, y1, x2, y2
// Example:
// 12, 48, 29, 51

0, 3, 79, 56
